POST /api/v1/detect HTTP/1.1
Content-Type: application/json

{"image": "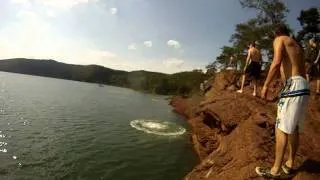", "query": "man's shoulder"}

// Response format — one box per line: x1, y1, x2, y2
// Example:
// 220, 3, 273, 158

274, 36, 286, 42
273, 36, 288, 46
249, 47, 258, 52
